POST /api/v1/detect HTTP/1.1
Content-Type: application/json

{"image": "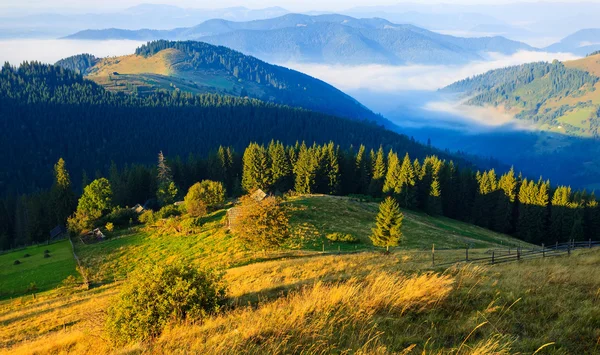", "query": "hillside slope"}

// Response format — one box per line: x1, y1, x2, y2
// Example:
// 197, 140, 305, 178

0, 62, 445, 194
1, 195, 598, 353
55, 41, 386, 126
442, 56, 600, 137
64, 14, 534, 65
